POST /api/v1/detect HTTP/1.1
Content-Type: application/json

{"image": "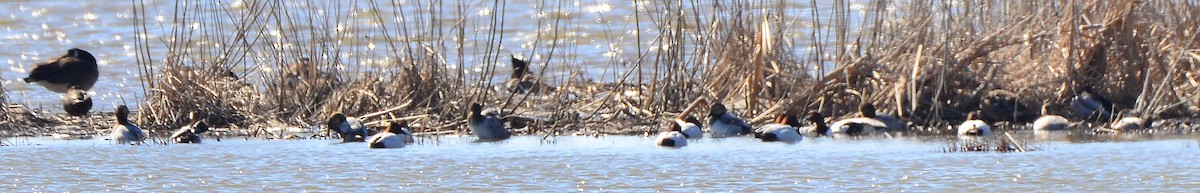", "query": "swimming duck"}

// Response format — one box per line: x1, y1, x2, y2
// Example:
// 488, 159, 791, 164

678, 116, 703, 139
654, 121, 690, 147
327, 112, 370, 142
797, 111, 830, 137
858, 103, 908, 132
368, 120, 412, 148
171, 111, 209, 143
754, 113, 805, 142
957, 111, 991, 136
23, 48, 100, 93
62, 86, 92, 116
1033, 103, 1070, 133
110, 105, 146, 145
1071, 87, 1113, 120
506, 55, 551, 94
468, 103, 511, 140
828, 107, 888, 137
706, 102, 753, 138
1101, 111, 1153, 133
